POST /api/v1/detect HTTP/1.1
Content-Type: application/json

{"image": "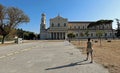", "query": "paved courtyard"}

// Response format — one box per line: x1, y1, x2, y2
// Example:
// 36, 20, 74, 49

0, 41, 109, 73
